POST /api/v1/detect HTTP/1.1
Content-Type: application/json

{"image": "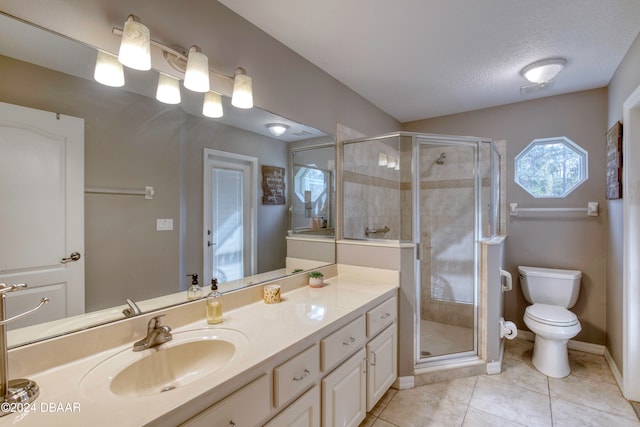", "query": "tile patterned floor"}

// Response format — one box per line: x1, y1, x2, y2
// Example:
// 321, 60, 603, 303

361, 338, 640, 427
